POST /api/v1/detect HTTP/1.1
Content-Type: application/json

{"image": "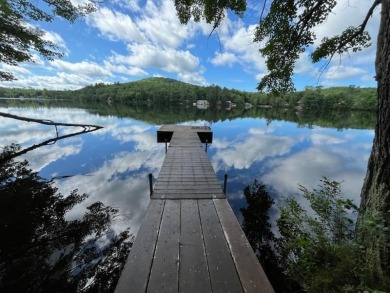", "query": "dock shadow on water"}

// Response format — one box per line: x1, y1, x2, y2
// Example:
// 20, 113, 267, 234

0, 144, 133, 293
